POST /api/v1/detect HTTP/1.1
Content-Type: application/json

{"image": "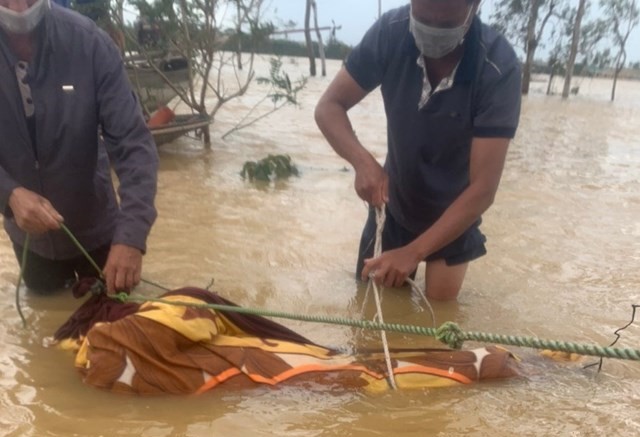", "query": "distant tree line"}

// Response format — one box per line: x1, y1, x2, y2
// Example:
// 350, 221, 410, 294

221, 34, 352, 61
276, 0, 639, 96
489, 0, 640, 101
